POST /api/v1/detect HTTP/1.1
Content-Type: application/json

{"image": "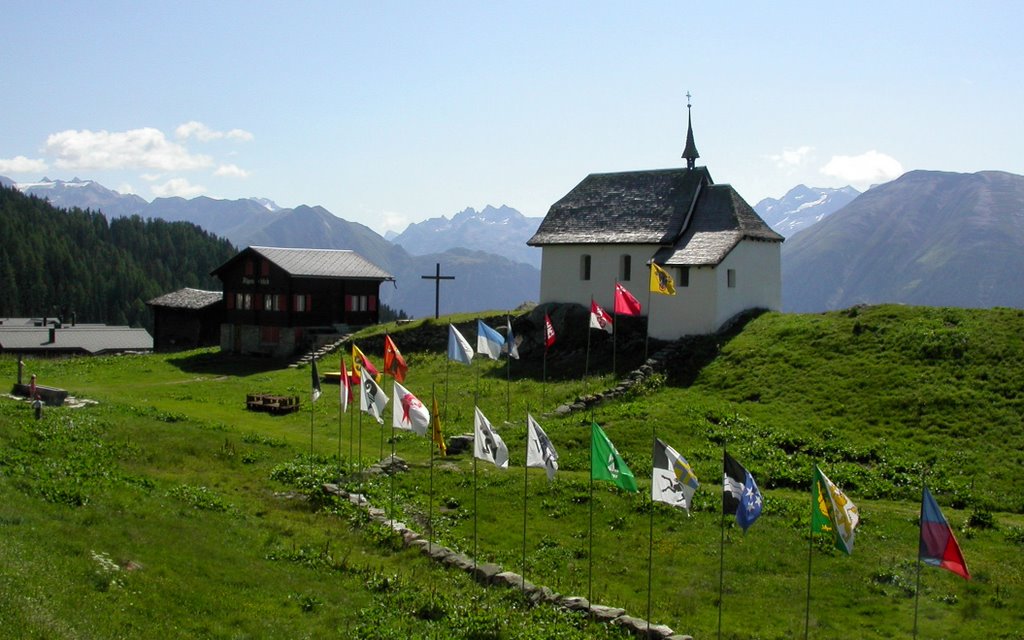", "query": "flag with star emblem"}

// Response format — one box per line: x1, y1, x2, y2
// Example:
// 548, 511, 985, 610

392, 381, 429, 436
591, 422, 637, 492
723, 452, 762, 532
652, 438, 699, 513
811, 465, 860, 554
